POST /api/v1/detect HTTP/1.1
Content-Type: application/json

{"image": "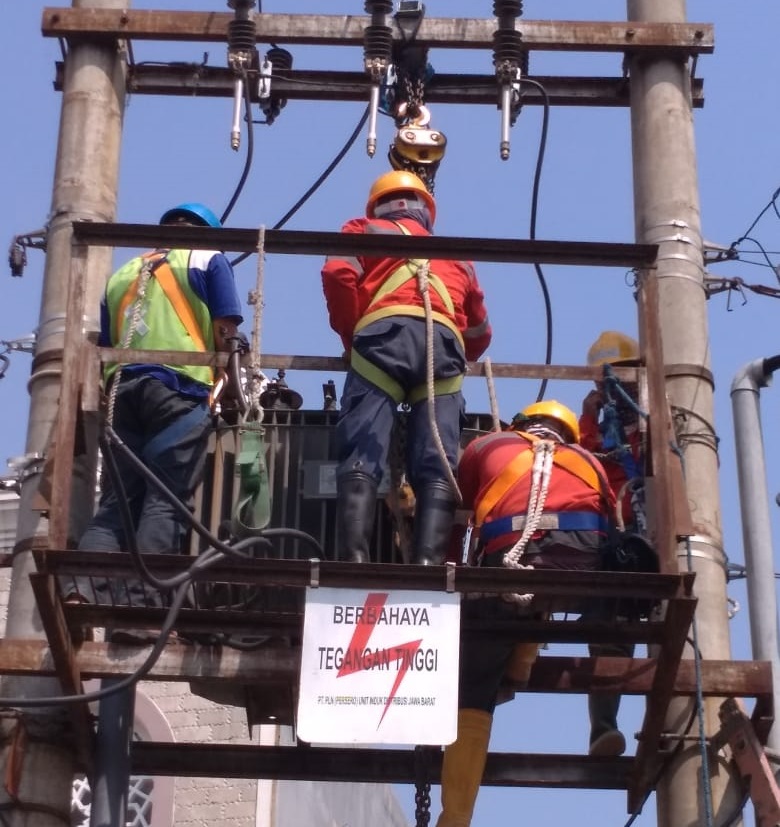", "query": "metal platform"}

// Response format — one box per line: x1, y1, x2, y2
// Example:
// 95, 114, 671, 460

19, 550, 773, 811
